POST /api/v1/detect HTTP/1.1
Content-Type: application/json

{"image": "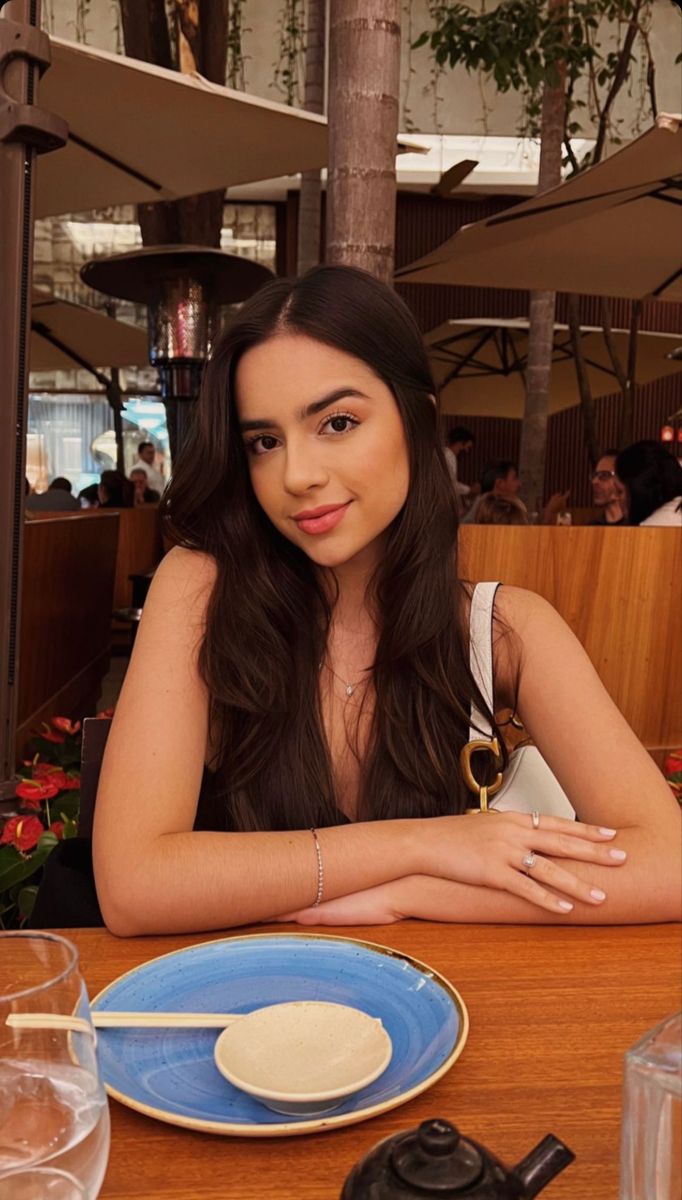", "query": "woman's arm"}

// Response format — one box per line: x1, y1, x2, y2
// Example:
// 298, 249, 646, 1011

494, 586, 680, 922
285, 587, 680, 927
